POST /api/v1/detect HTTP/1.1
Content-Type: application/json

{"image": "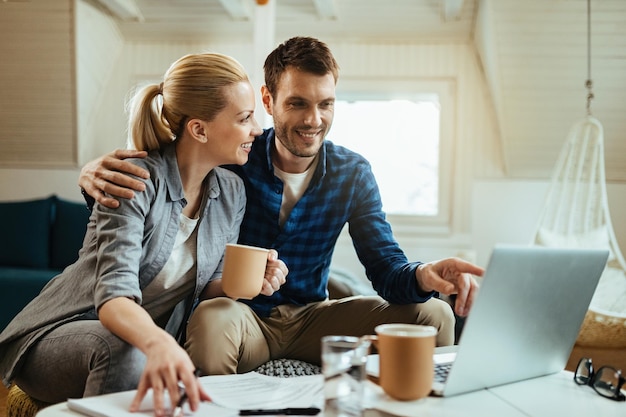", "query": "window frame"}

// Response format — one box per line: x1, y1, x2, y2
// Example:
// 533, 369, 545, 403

334, 78, 456, 236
